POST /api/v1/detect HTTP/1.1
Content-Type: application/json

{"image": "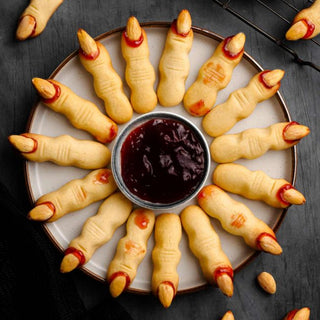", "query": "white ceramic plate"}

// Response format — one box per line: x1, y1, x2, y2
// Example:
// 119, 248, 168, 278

25, 23, 295, 294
